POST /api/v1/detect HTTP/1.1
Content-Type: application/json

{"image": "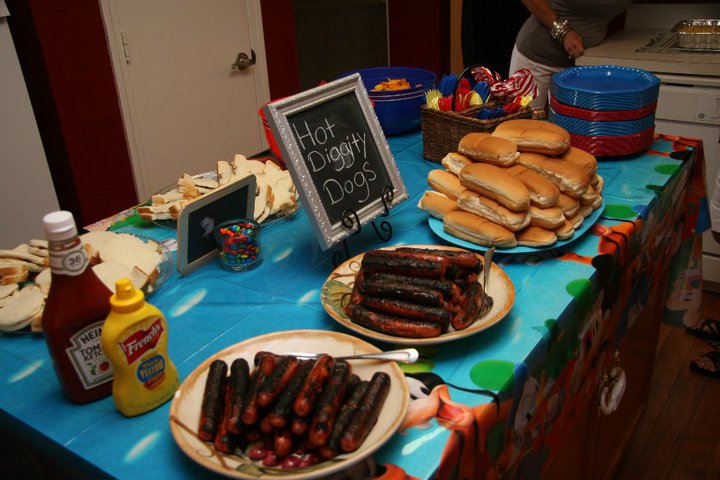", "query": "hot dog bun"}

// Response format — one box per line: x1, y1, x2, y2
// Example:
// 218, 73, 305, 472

554, 219, 576, 240
561, 146, 597, 178
458, 133, 519, 167
528, 205, 565, 229
505, 164, 560, 208
557, 193, 580, 218
492, 119, 570, 156
427, 169, 465, 200
443, 211, 517, 248
441, 152, 474, 175
417, 190, 458, 220
516, 226, 558, 247
458, 163, 530, 212
516, 152, 590, 199
457, 190, 531, 232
